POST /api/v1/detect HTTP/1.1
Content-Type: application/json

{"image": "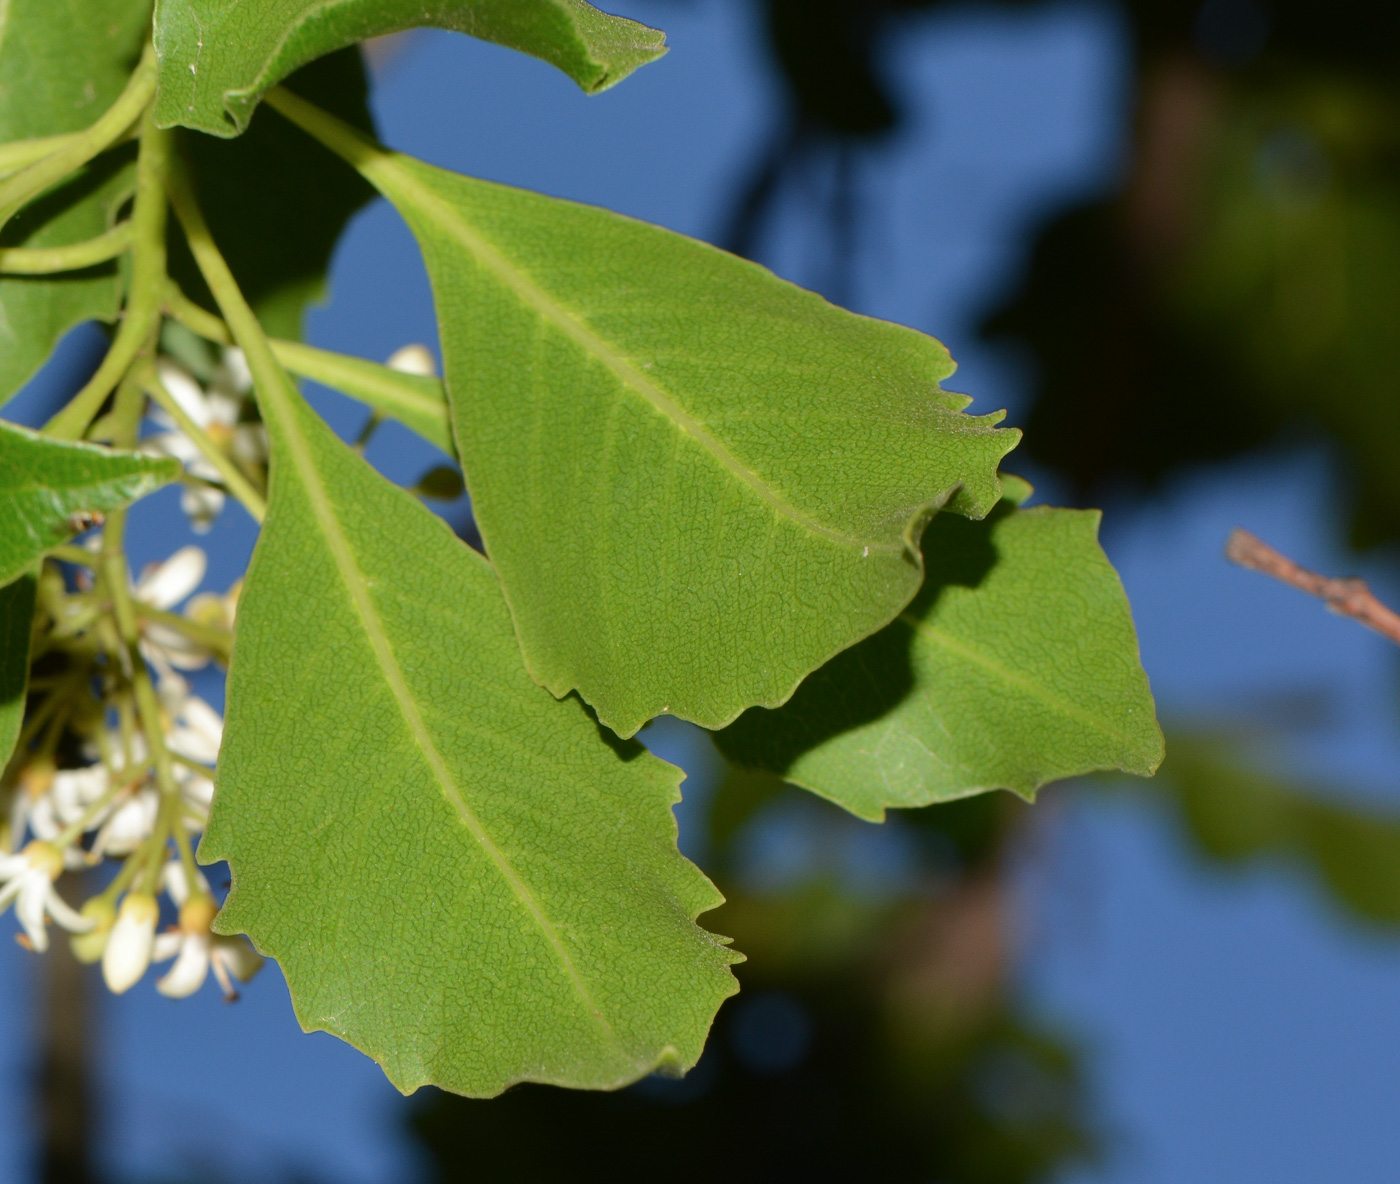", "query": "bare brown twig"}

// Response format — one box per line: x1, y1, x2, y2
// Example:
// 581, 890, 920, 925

1225, 529, 1400, 647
